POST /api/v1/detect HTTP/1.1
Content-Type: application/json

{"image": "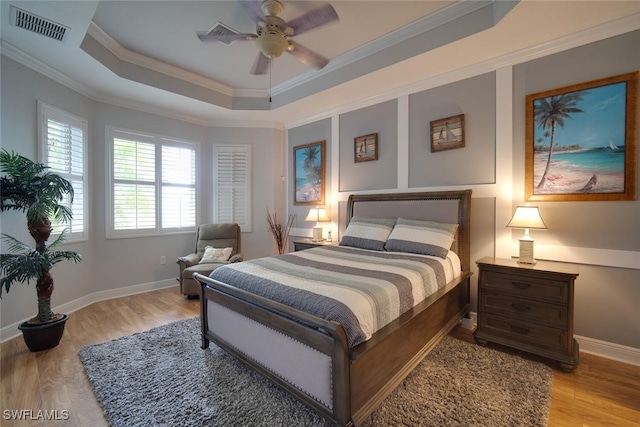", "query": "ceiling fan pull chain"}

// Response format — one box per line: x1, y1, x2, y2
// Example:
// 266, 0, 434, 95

269, 57, 272, 103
